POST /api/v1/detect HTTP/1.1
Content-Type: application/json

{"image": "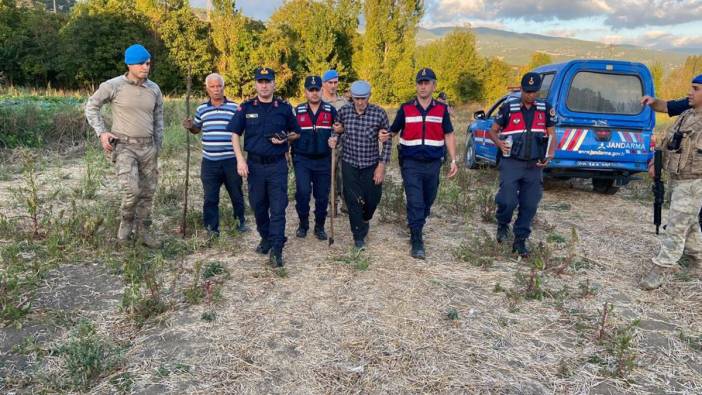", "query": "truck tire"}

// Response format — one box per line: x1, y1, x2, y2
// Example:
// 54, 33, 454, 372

592, 178, 619, 195
465, 134, 479, 169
